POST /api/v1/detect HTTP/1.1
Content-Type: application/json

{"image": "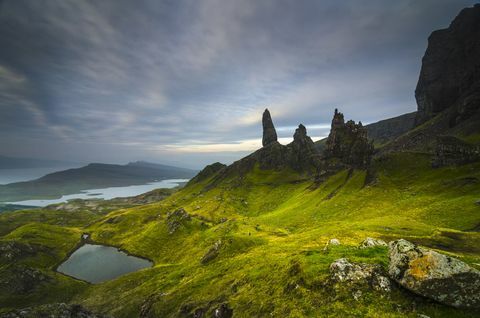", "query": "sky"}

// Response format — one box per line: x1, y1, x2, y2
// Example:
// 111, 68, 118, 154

0, 0, 477, 169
